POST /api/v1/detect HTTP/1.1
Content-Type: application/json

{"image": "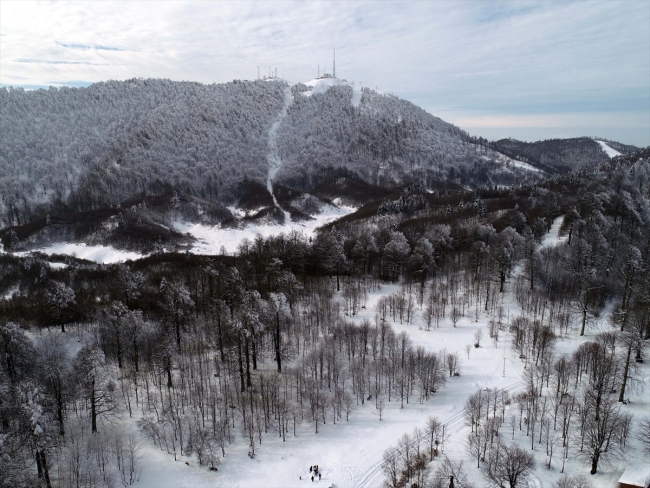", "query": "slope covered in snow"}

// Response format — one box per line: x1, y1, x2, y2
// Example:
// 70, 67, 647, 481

302, 77, 363, 107
14, 242, 143, 263
174, 203, 355, 255
594, 139, 622, 158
